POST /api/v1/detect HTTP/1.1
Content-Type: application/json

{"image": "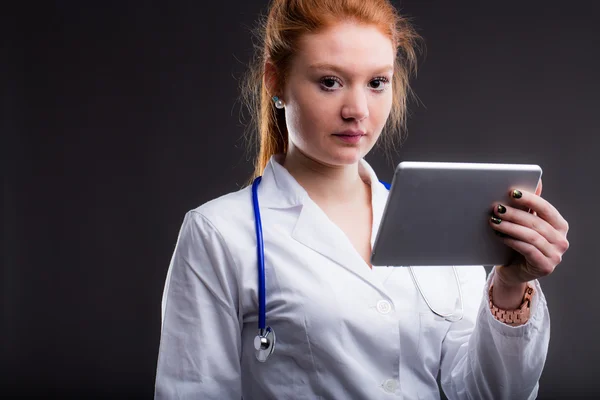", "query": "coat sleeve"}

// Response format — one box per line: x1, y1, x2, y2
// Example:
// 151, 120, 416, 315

154, 211, 242, 400
440, 266, 551, 400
